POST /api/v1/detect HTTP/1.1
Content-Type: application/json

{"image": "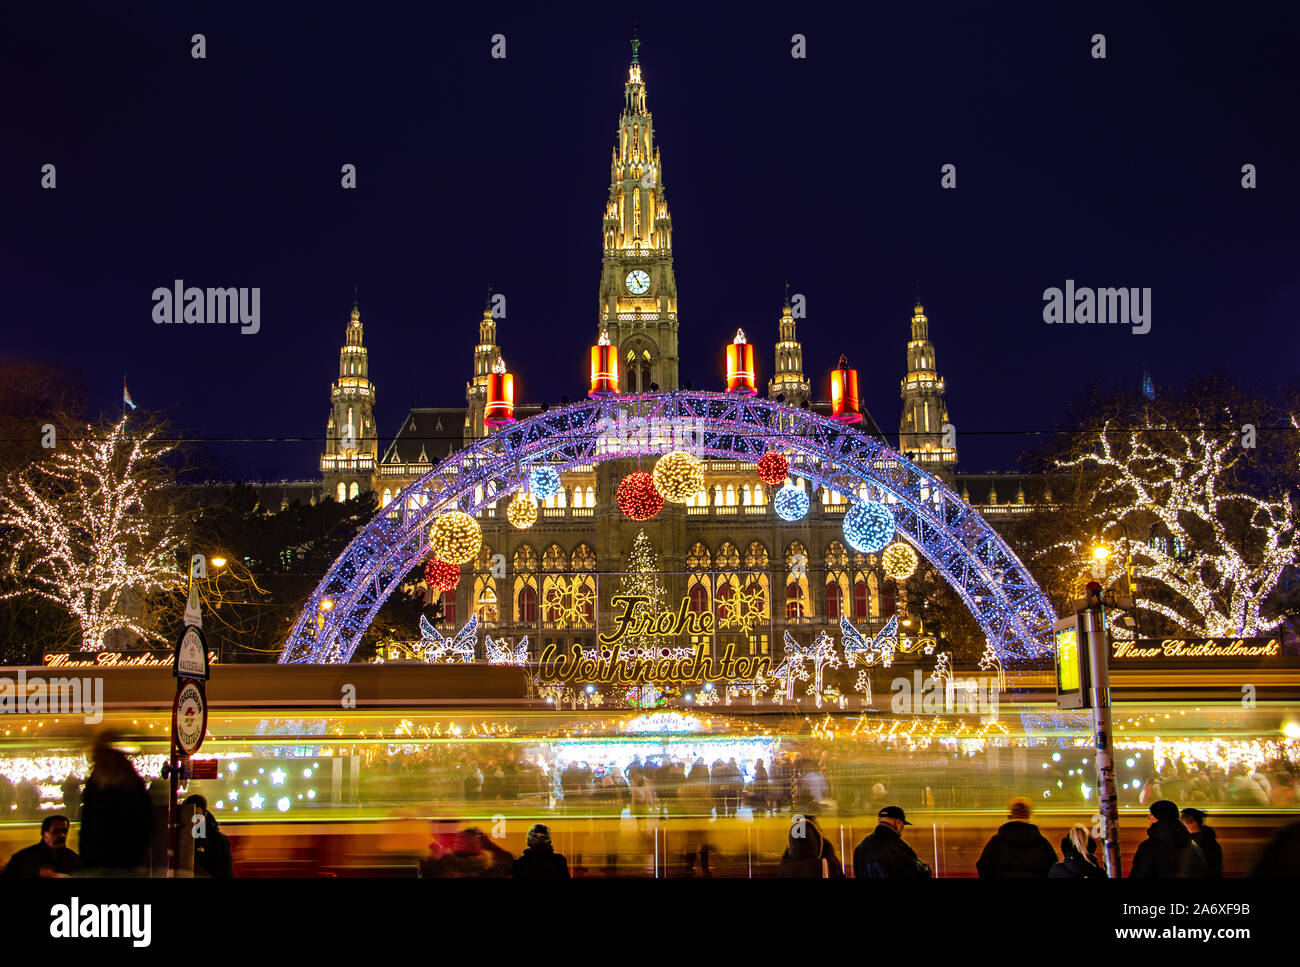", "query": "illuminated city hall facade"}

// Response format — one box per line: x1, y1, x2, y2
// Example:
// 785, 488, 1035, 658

316, 45, 1044, 659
